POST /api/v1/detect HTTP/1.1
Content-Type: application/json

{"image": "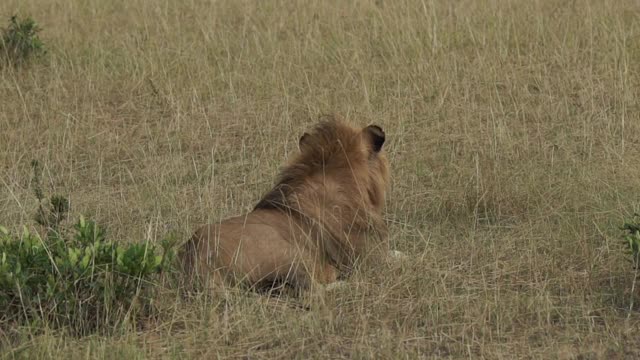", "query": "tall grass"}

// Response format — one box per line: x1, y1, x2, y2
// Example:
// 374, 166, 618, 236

1, 0, 639, 358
